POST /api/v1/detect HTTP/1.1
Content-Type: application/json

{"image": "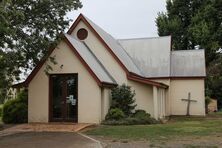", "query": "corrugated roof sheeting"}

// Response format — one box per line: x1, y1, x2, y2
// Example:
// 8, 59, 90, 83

171, 50, 206, 77
65, 34, 116, 84
119, 37, 172, 77
83, 15, 143, 76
